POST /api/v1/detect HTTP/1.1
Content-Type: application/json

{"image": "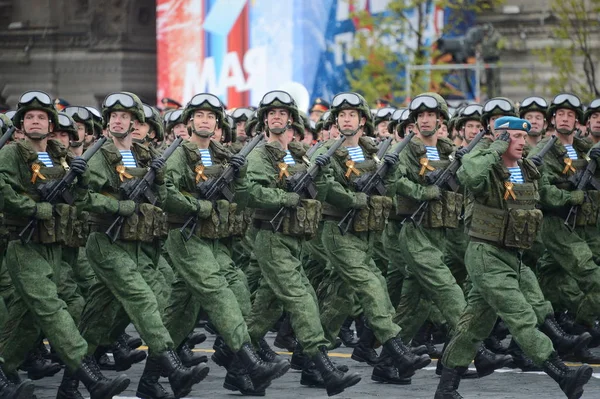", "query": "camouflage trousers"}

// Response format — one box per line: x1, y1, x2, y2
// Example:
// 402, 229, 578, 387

247, 229, 330, 356
79, 233, 173, 355
537, 216, 600, 325
444, 242, 554, 367
0, 241, 87, 372
163, 231, 250, 351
